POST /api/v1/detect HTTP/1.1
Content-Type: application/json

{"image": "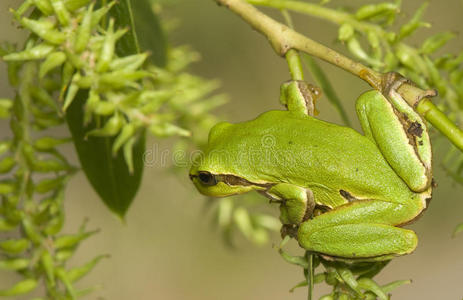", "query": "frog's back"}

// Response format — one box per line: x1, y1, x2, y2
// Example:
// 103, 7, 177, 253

205, 110, 412, 207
